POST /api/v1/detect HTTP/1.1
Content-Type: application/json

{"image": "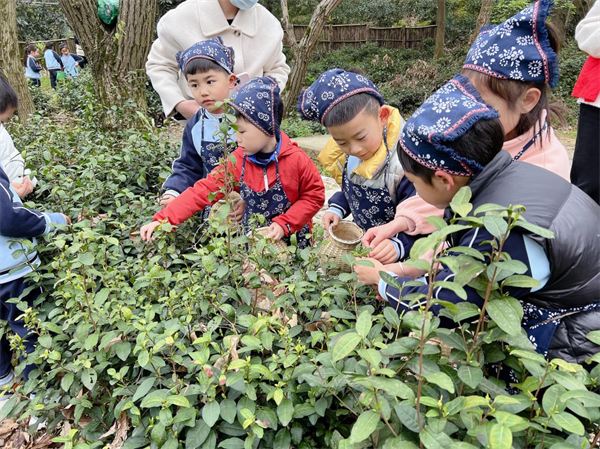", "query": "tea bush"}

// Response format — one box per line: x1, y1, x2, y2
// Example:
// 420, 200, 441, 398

1, 72, 599, 449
